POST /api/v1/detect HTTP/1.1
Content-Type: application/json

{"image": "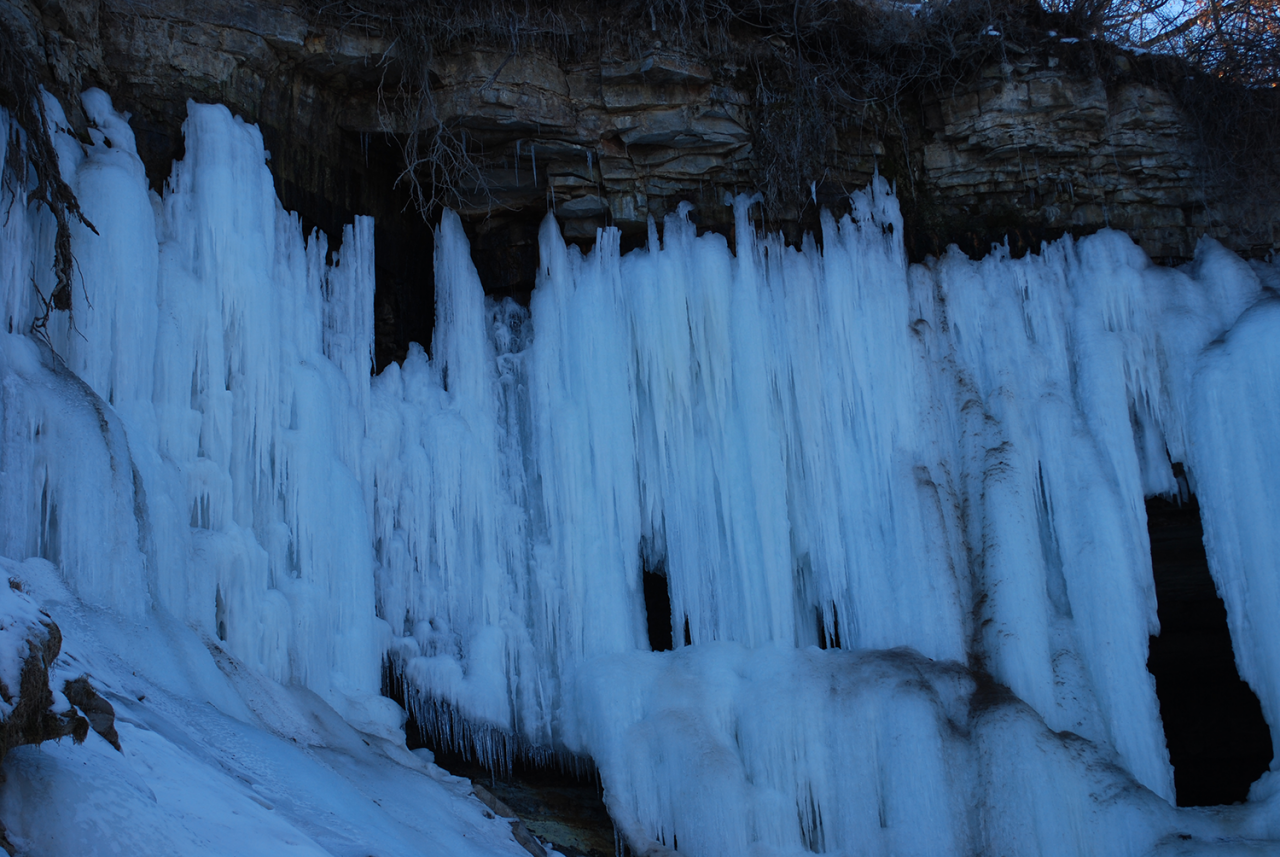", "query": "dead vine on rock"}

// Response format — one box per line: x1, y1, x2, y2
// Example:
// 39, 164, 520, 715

304, 0, 1280, 218
307, 1, 594, 216
302, 0, 1035, 215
